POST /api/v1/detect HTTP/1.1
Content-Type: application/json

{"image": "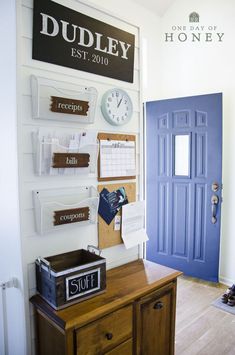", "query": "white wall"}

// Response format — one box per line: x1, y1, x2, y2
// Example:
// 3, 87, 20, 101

87, 0, 161, 101
157, 0, 235, 284
0, 1, 26, 354
15, 0, 160, 354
